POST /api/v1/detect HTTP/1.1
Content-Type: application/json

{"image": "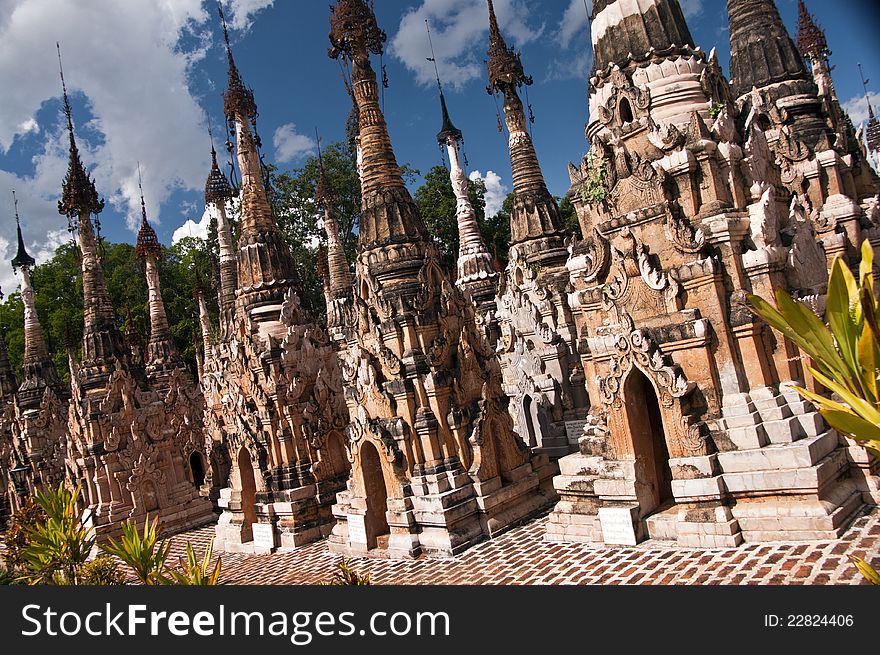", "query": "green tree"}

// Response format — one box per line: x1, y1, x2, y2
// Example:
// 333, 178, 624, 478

483, 192, 514, 271
557, 194, 581, 238
267, 142, 361, 318
413, 164, 487, 274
